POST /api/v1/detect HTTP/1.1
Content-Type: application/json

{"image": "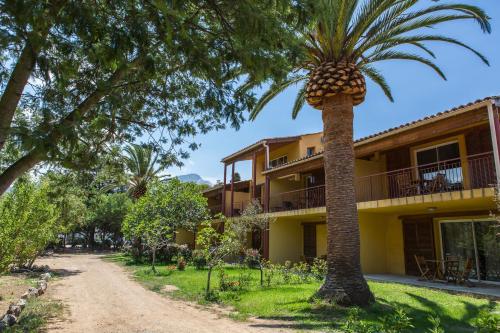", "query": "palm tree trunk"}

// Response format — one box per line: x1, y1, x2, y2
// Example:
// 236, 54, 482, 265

316, 94, 374, 307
